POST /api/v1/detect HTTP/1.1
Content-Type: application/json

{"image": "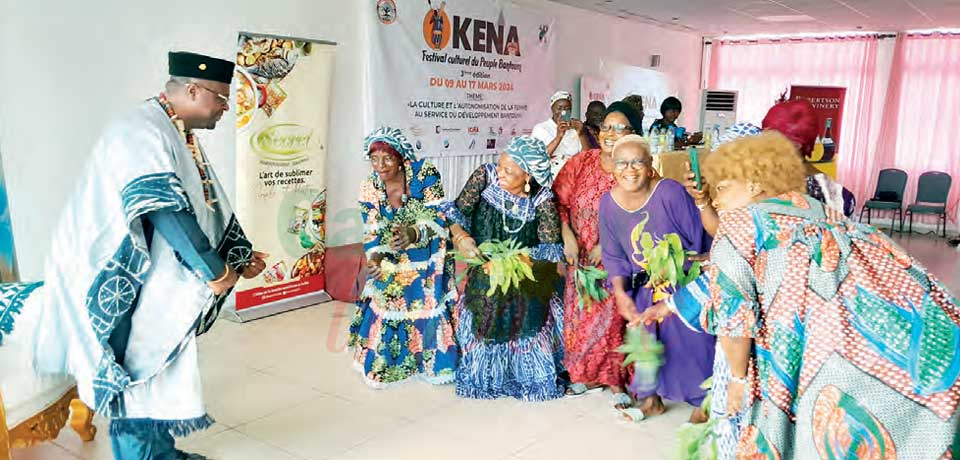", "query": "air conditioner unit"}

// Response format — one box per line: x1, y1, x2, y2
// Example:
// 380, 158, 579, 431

699, 89, 738, 134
